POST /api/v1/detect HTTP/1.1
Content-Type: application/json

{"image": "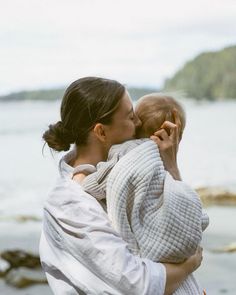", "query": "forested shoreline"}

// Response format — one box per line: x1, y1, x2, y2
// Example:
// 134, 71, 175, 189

0, 87, 158, 102
164, 45, 236, 100
1, 45, 236, 102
